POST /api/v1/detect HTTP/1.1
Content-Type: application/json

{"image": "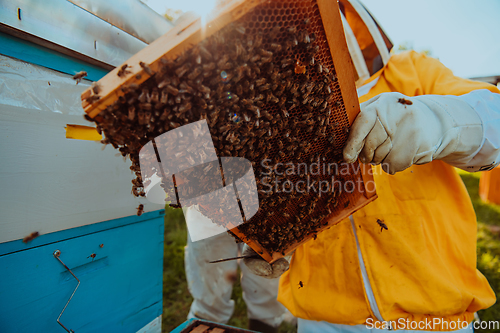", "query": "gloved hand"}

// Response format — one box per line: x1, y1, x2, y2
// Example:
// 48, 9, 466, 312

343, 92, 484, 174
243, 245, 292, 279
